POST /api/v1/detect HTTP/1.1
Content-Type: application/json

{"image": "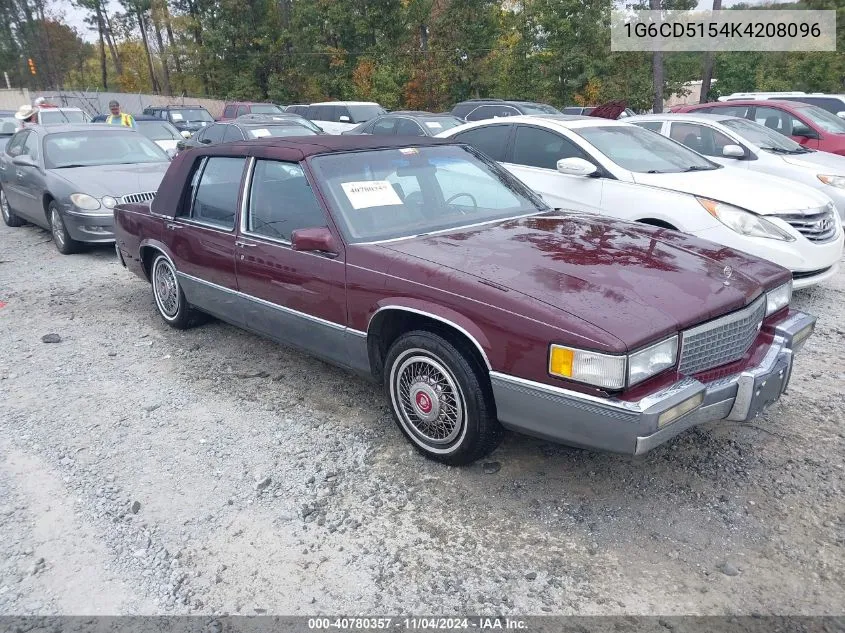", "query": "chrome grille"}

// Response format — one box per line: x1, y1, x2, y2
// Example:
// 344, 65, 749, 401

679, 296, 766, 375
121, 191, 156, 204
772, 205, 838, 243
